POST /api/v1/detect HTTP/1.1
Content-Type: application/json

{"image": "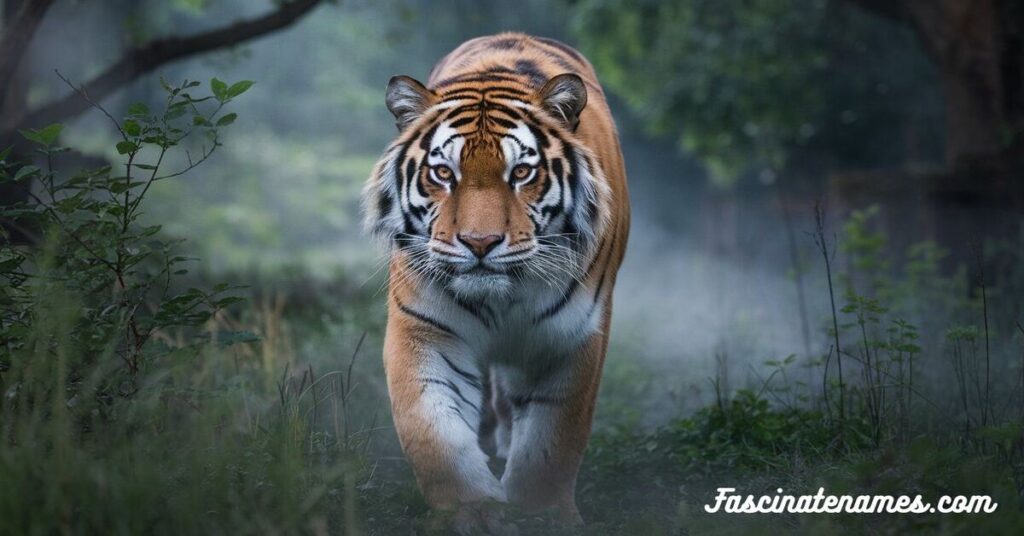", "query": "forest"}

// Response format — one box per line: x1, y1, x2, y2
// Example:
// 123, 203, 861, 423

2, 0, 1024, 534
